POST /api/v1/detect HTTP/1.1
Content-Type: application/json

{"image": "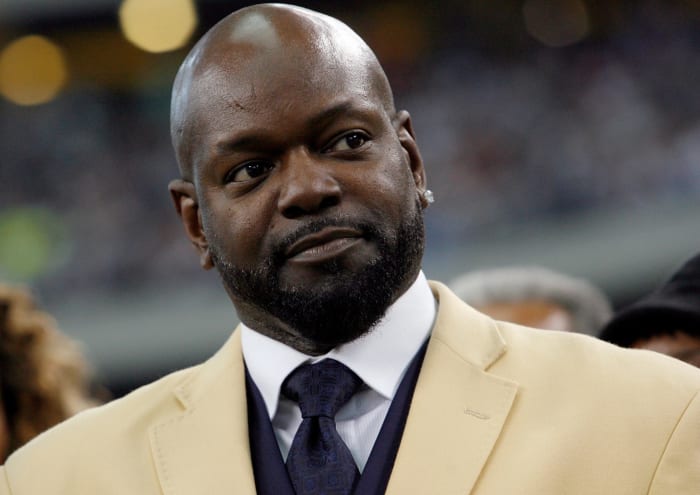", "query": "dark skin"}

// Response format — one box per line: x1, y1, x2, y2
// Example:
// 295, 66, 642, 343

632, 331, 700, 368
169, 4, 429, 355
